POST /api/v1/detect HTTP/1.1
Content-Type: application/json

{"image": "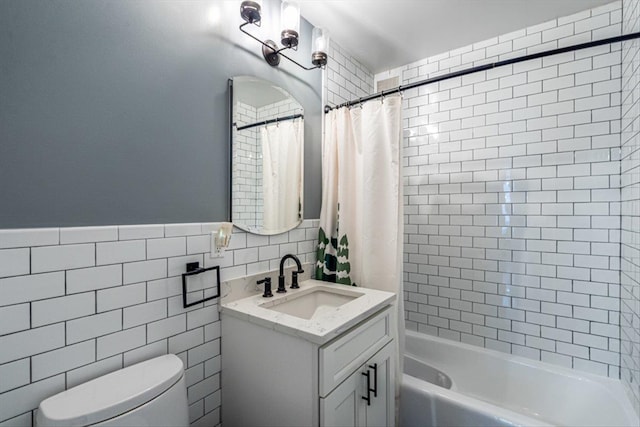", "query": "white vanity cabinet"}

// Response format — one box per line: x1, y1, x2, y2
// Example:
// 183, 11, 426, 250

321, 341, 394, 427
319, 306, 395, 427
221, 303, 395, 427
